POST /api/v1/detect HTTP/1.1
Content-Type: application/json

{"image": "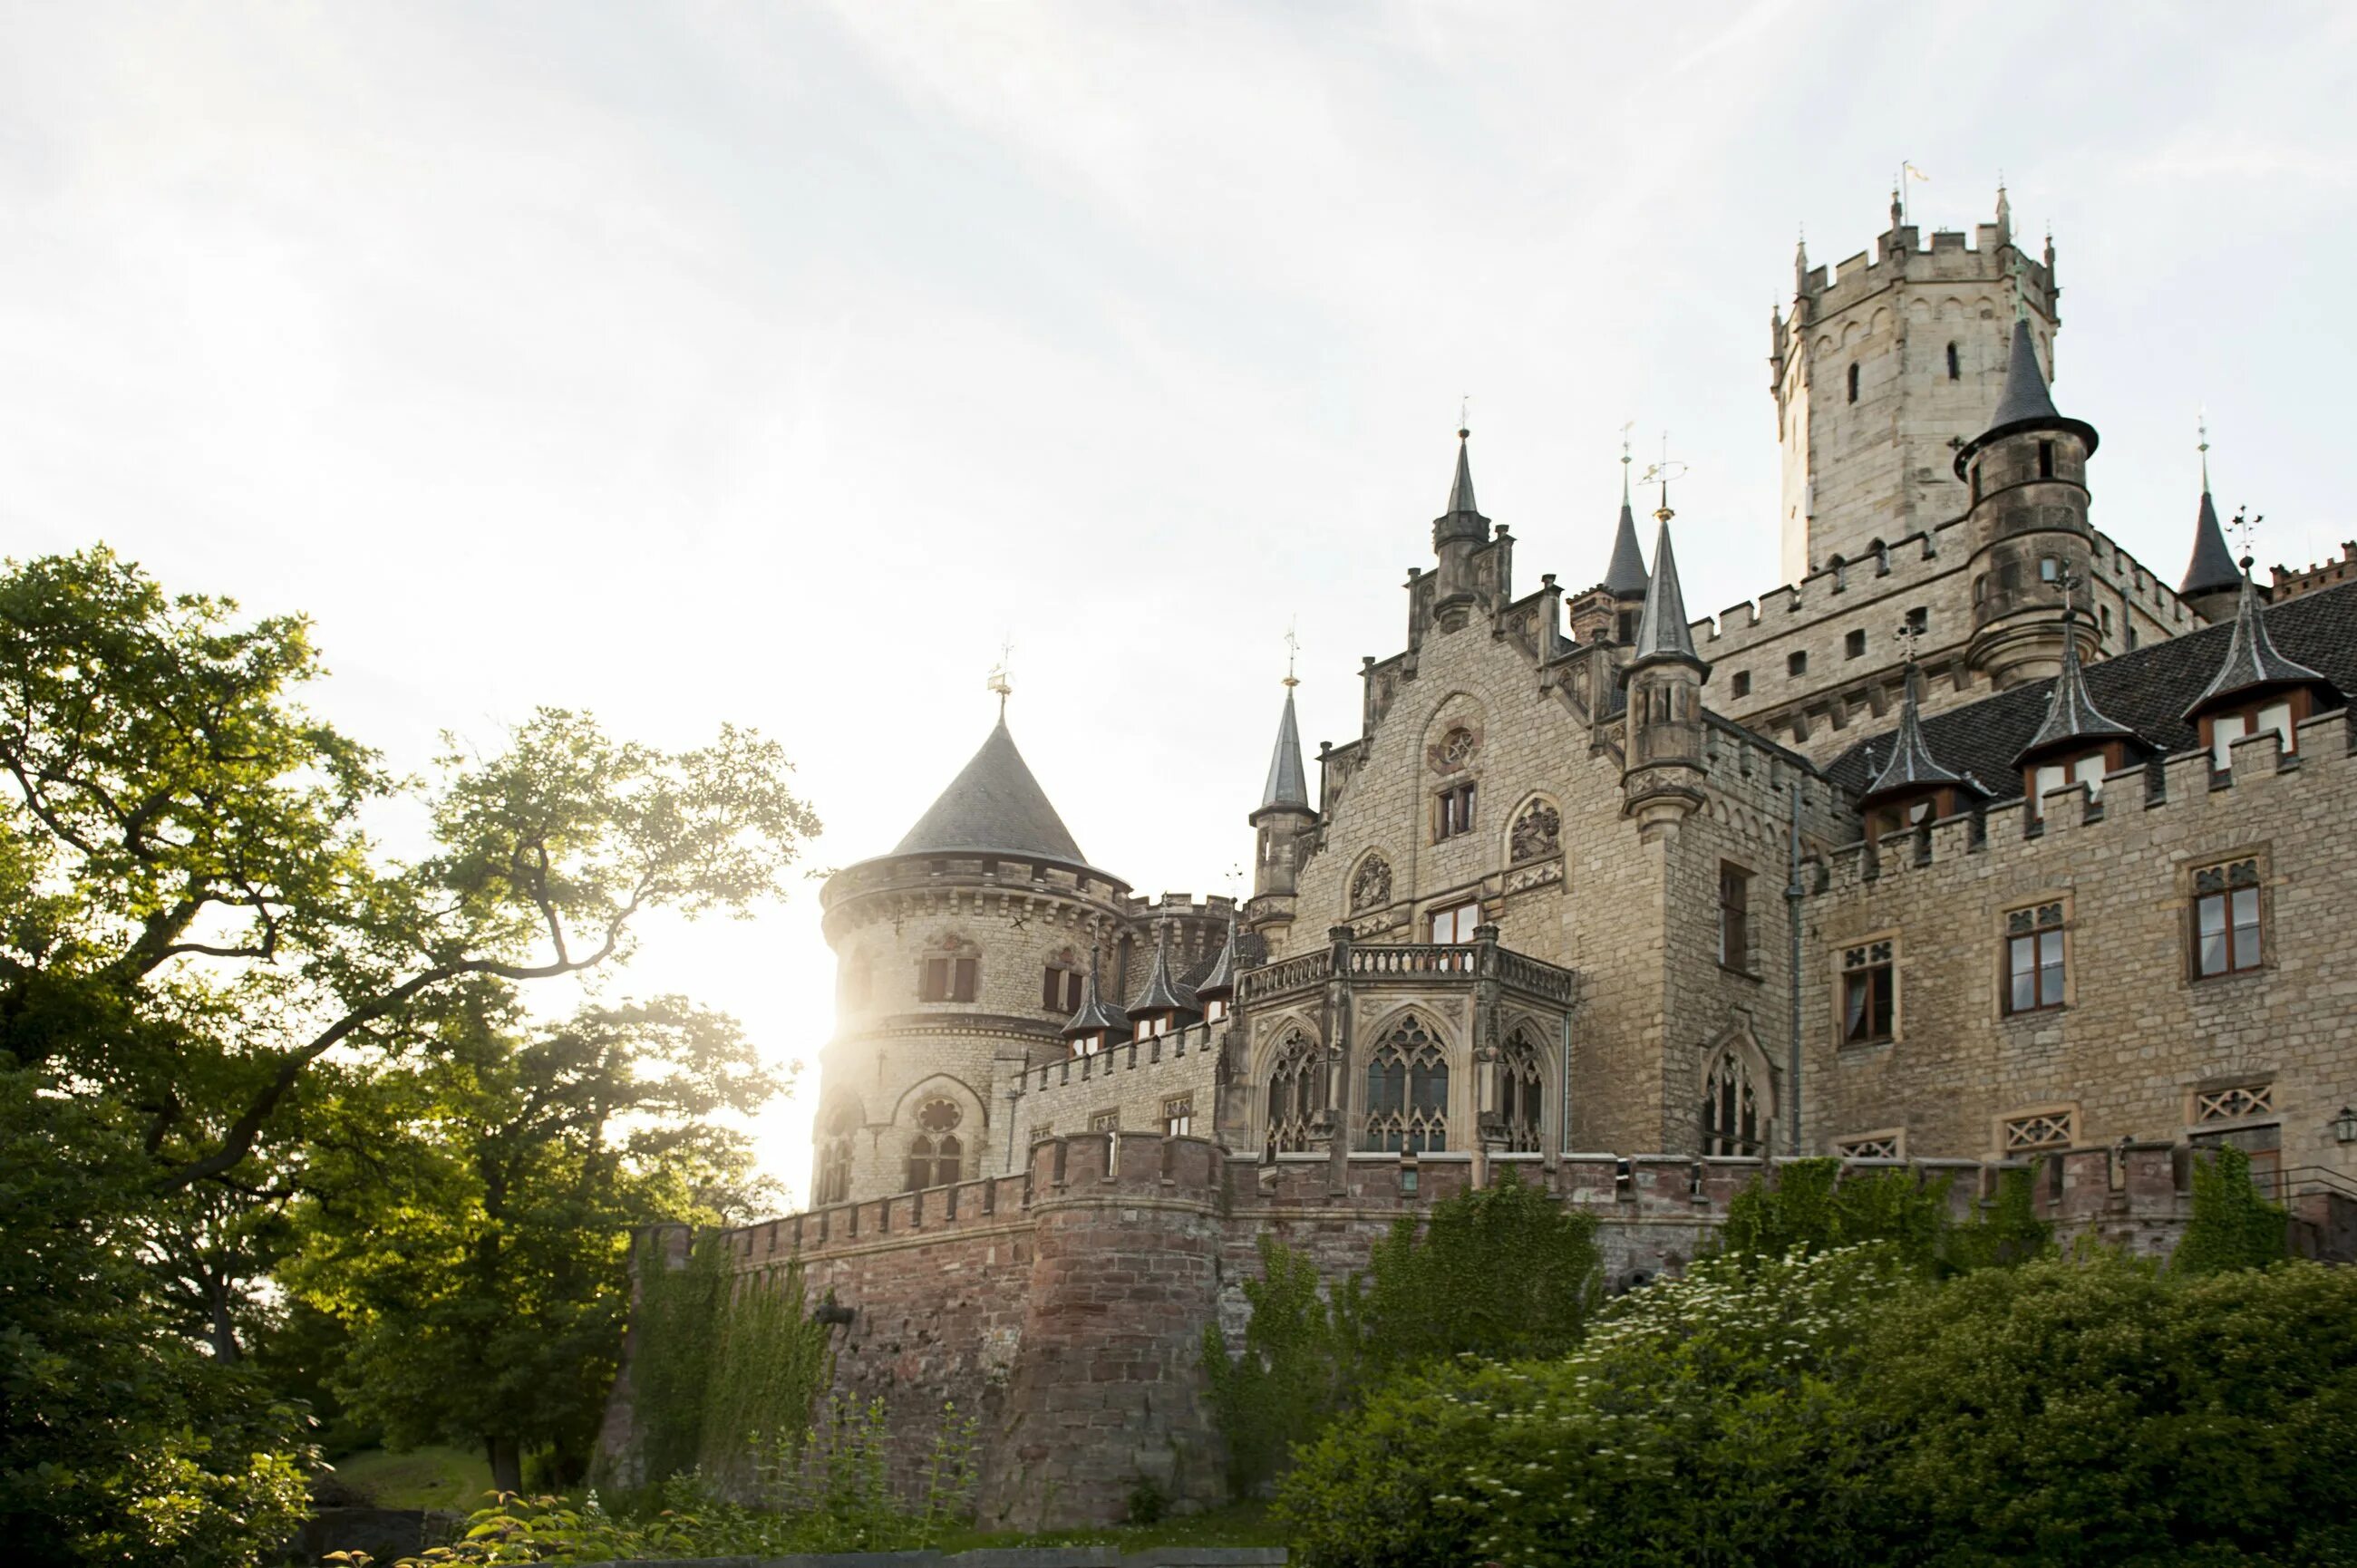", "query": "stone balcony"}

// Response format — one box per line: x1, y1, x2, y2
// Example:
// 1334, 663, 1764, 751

1237, 925, 1577, 1010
